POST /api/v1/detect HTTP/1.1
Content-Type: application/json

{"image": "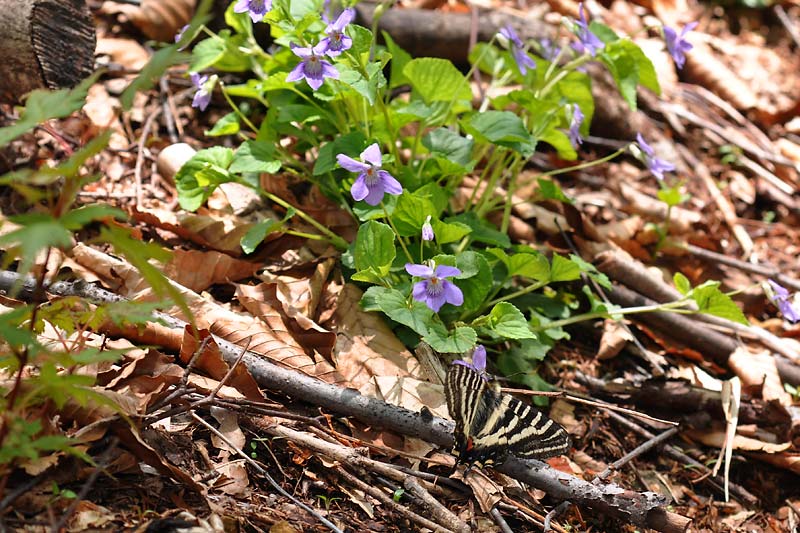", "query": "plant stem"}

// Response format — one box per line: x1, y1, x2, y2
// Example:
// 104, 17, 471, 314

262, 191, 349, 250
383, 203, 414, 263
532, 301, 695, 332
